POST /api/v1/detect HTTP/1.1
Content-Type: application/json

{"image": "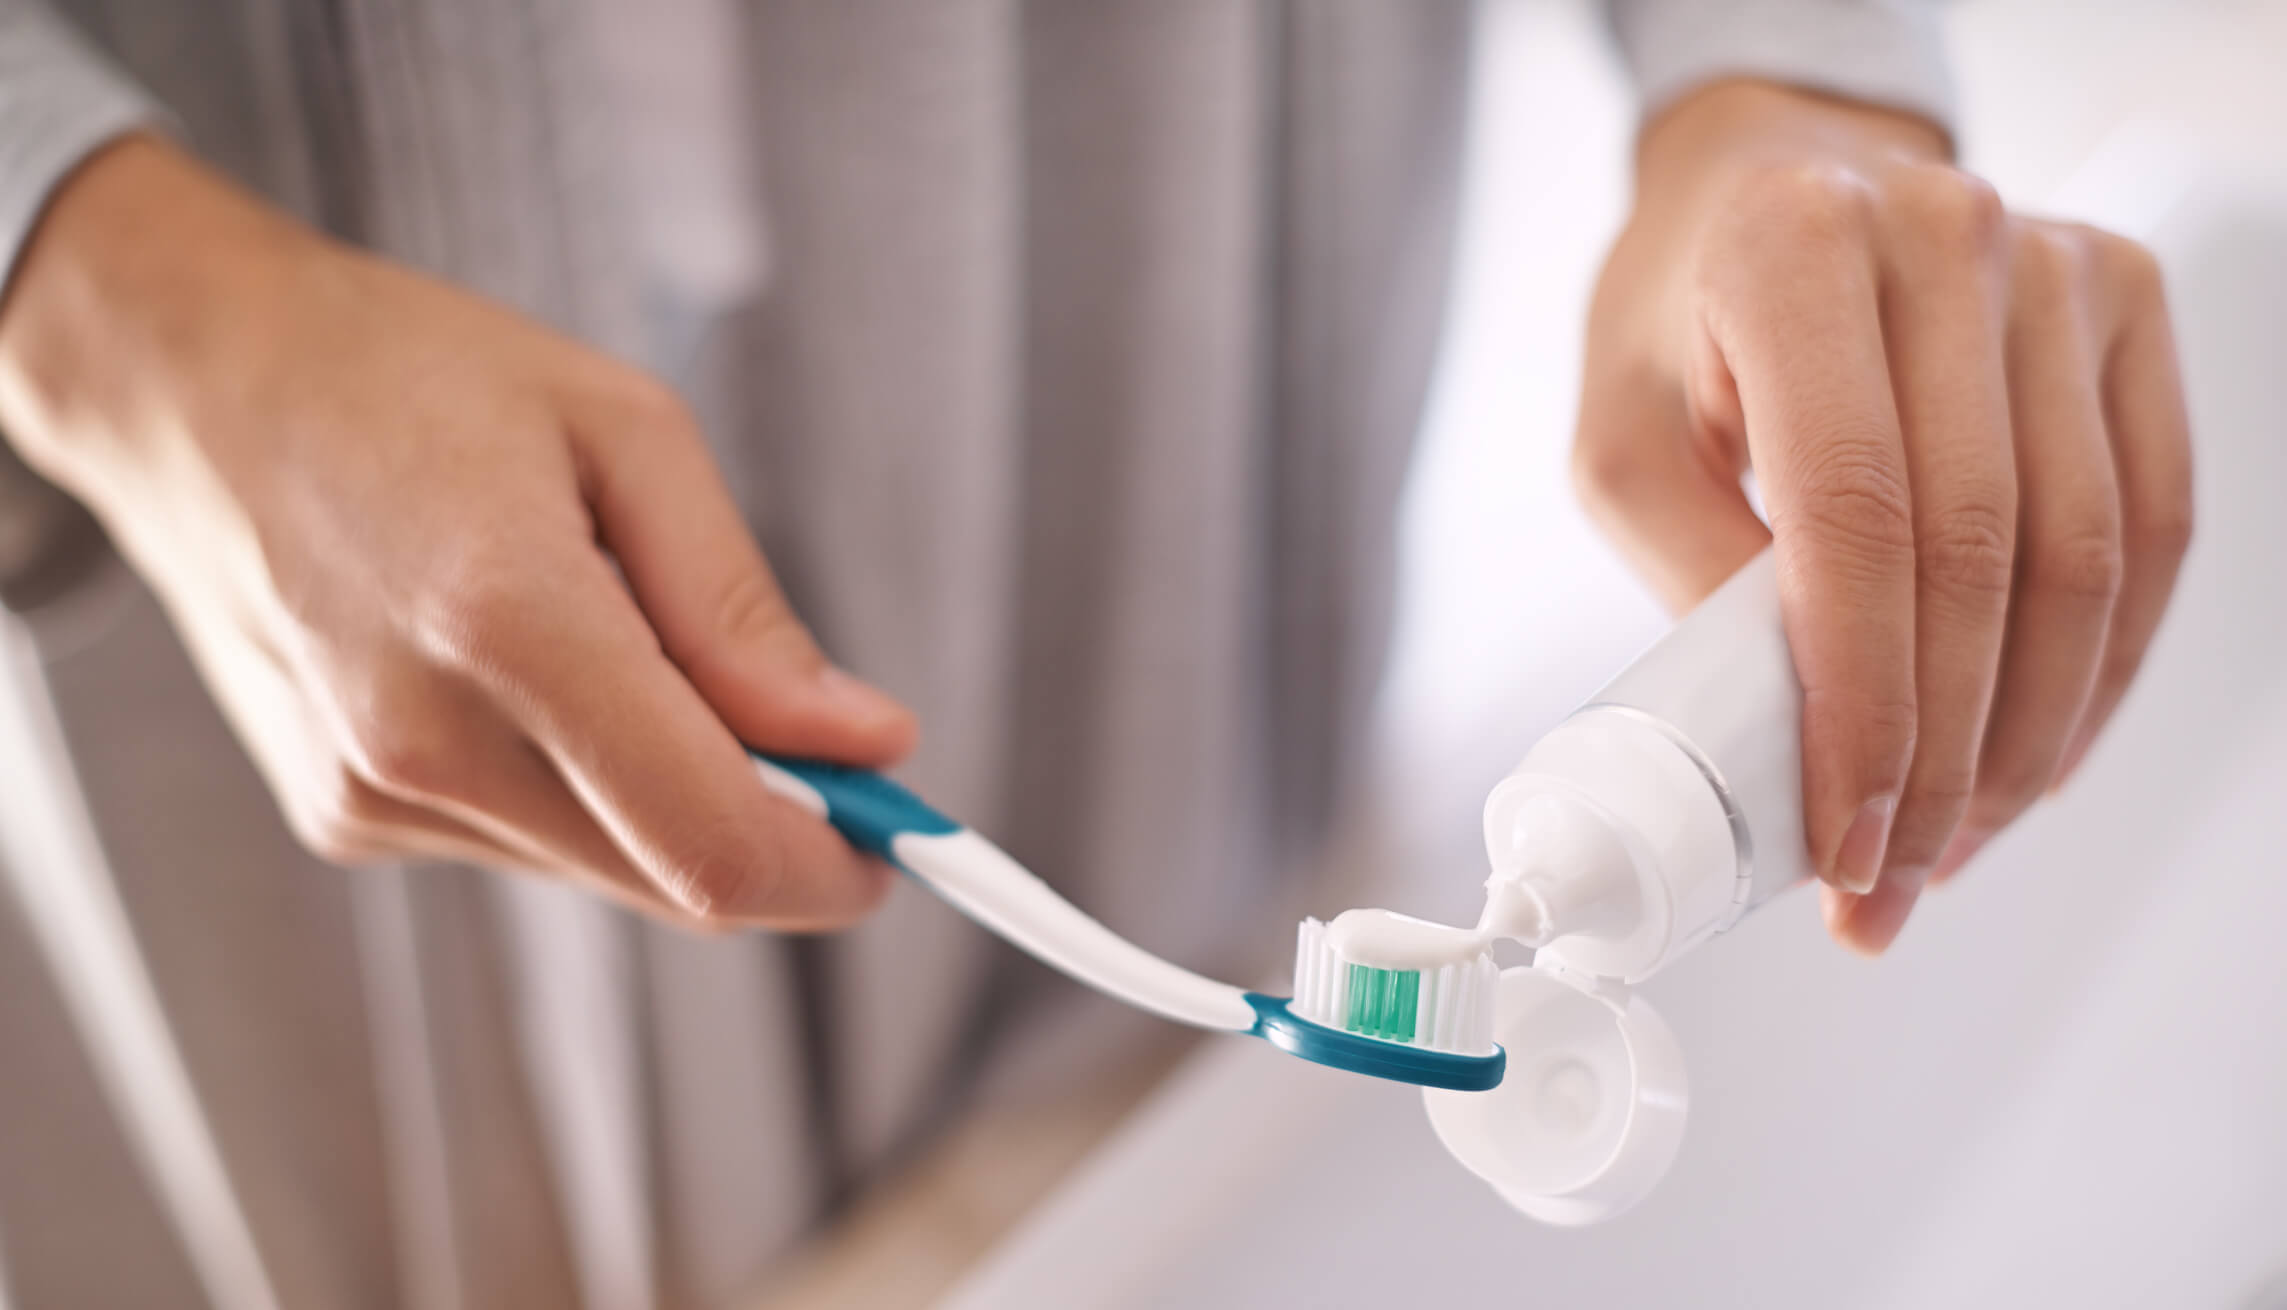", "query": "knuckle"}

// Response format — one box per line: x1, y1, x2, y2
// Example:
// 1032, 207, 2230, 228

1972, 762, 2049, 827
711, 569, 800, 652
652, 816, 783, 921
606, 371, 702, 436
1912, 761, 1980, 813
1922, 503, 2017, 601
2128, 493, 2195, 564
1909, 775, 1978, 826
1897, 165, 2006, 256
1895, 775, 1978, 860
2025, 521, 2125, 604
1784, 439, 1918, 561
2009, 221, 2089, 304
321, 761, 387, 821
1734, 162, 1873, 250
1856, 694, 1923, 763
416, 549, 543, 678
2092, 229, 2167, 306
1804, 685, 1920, 771
355, 718, 459, 799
